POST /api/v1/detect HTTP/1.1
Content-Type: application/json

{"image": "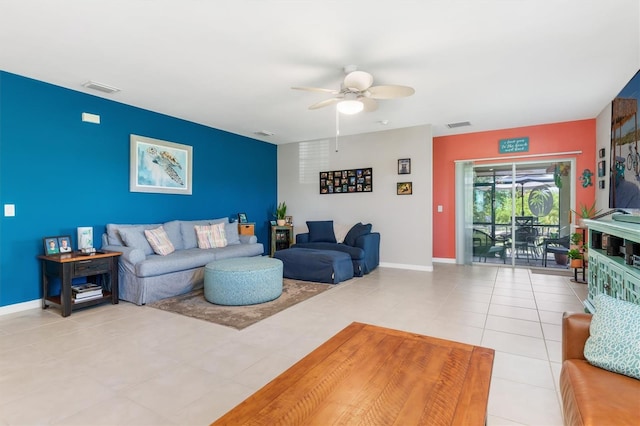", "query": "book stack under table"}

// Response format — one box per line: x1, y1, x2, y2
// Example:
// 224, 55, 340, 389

72, 283, 103, 303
